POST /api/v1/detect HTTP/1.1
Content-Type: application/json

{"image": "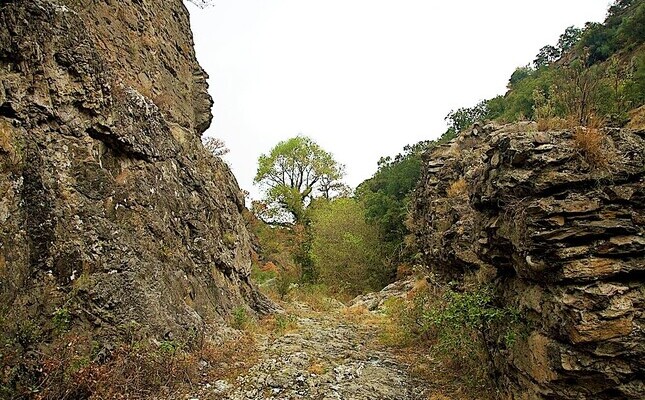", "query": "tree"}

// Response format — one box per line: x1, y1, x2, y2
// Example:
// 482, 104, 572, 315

508, 66, 534, 89
202, 136, 229, 157
254, 136, 344, 224
444, 100, 489, 136
356, 140, 431, 268
186, 0, 214, 8
310, 198, 386, 294
555, 60, 611, 125
533, 45, 561, 69
557, 26, 583, 52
